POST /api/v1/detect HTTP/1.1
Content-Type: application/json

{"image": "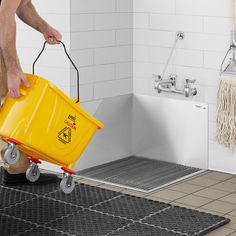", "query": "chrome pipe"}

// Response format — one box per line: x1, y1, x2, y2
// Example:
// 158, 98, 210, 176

160, 31, 184, 80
